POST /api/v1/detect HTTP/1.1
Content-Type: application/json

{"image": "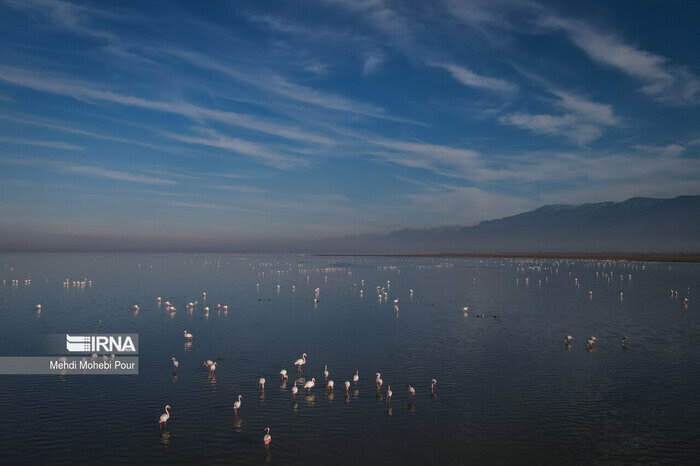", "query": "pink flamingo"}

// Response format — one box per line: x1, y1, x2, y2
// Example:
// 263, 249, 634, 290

280, 369, 288, 380
183, 330, 193, 341
233, 394, 242, 415
171, 357, 179, 371
158, 404, 171, 429
431, 379, 437, 392
353, 370, 359, 385
408, 384, 415, 400
327, 380, 334, 391
375, 373, 383, 389
323, 364, 329, 380
263, 427, 271, 447
344, 381, 350, 393
292, 381, 298, 399
304, 377, 316, 394
294, 353, 307, 372
386, 385, 392, 404
259, 378, 266, 390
